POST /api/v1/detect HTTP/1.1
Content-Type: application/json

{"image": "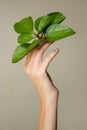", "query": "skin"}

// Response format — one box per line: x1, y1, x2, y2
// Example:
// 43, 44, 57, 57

24, 35, 60, 130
